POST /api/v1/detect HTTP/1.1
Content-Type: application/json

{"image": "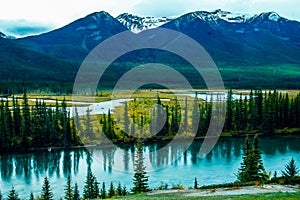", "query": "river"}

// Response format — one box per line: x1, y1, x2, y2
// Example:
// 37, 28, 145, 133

0, 135, 299, 198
